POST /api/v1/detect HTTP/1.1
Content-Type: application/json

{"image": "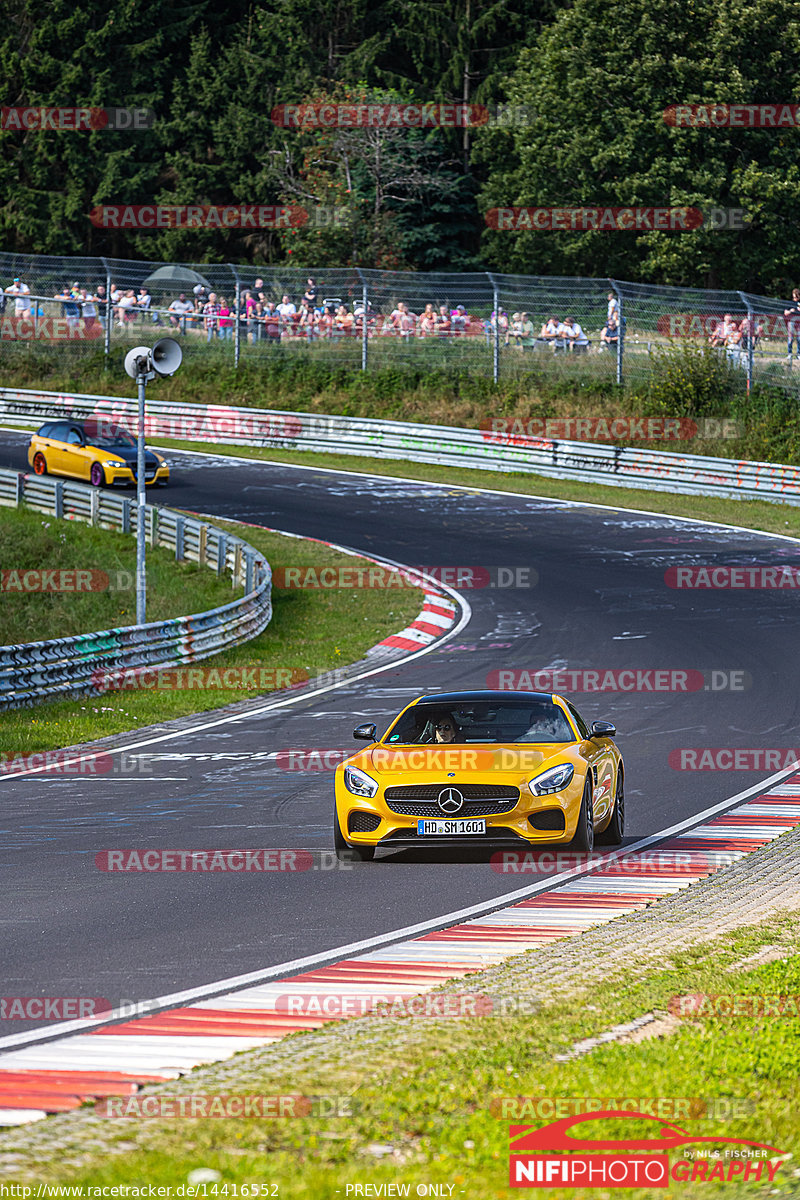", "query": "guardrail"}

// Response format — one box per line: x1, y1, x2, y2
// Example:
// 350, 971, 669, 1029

3, 386, 800, 505
0, 469, 272, 710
